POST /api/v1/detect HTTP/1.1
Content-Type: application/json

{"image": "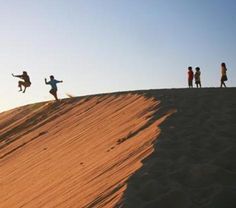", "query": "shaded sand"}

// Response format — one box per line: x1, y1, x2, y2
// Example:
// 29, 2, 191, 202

0, 93, 172, 208
122, 88, 236, 208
